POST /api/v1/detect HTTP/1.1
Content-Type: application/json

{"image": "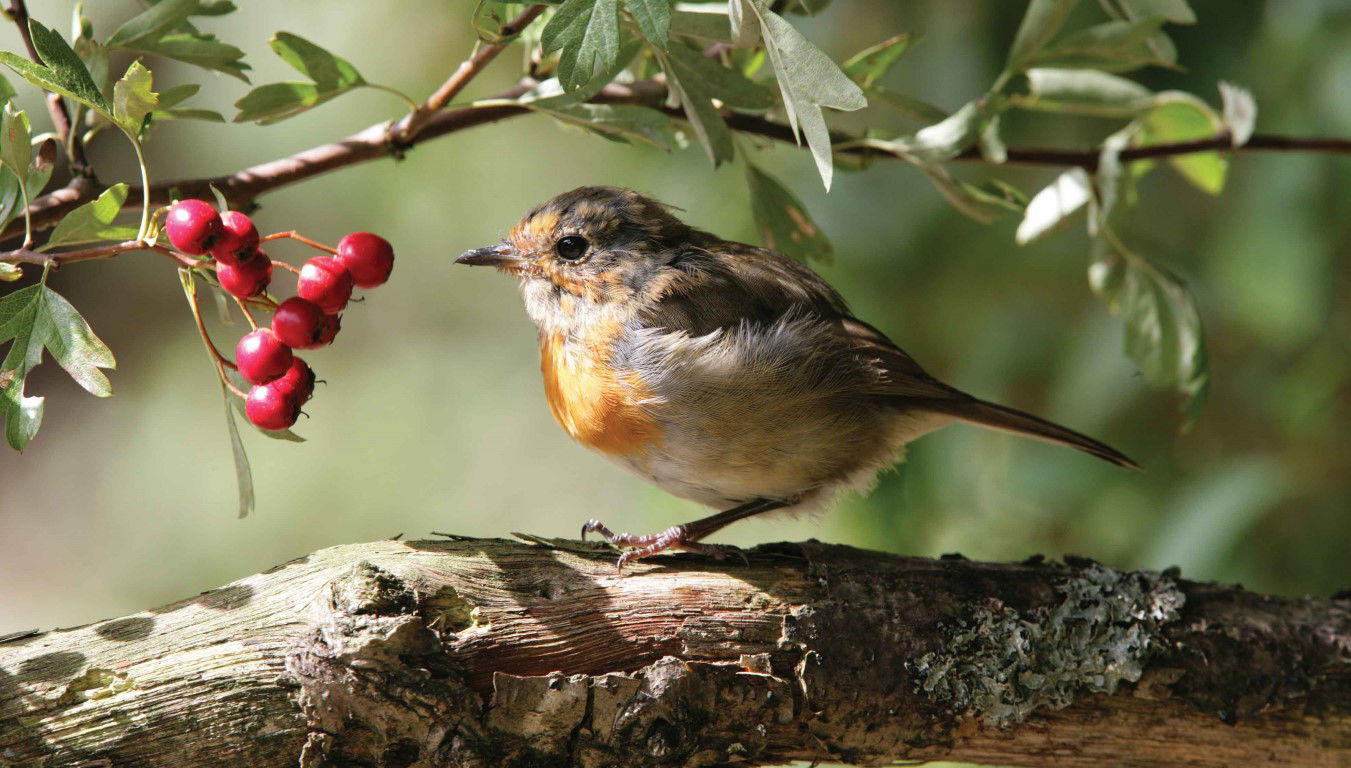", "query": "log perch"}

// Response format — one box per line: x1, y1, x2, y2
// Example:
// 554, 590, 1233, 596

0, 537, 1346, 767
